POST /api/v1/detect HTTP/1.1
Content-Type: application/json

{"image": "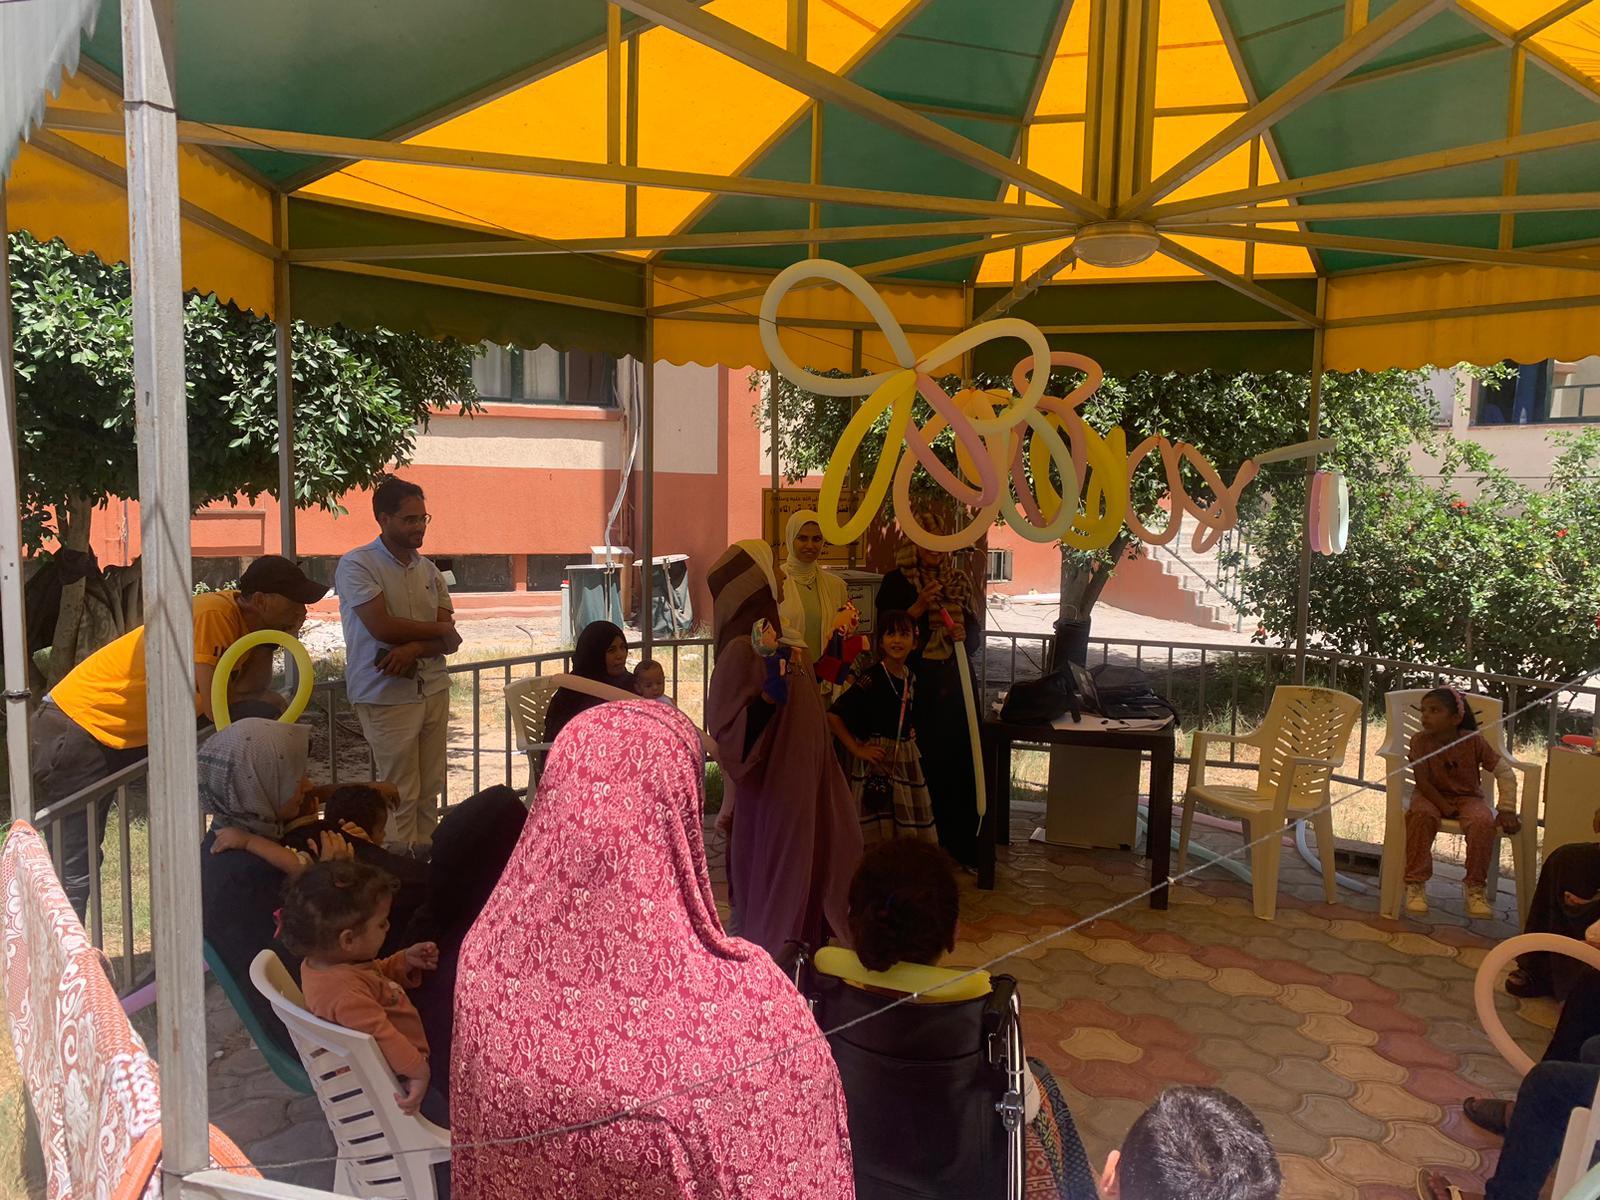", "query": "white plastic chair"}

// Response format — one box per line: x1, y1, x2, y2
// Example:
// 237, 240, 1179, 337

1178, 686, 1361, 921
1555, 1075, 1600, 1200
250, 950, 450, 1199
1376, 689, 1540, 923
505, 674, 563, 769
509, 674, 718, 770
